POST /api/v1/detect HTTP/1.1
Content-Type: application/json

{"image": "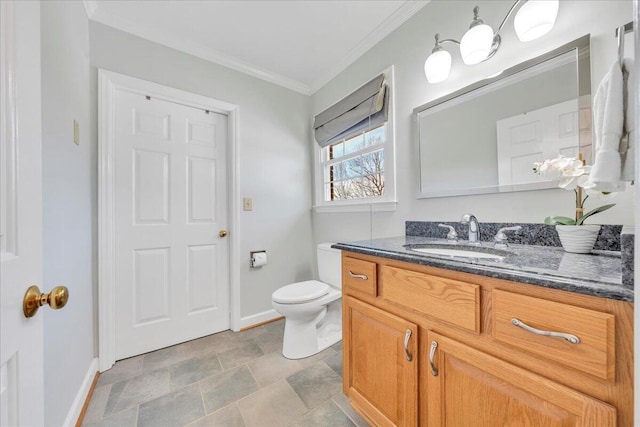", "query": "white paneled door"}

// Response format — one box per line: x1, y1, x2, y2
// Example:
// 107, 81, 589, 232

114, 90, 229, 360
0, 2, 45, 426
496, 99, 580, 186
